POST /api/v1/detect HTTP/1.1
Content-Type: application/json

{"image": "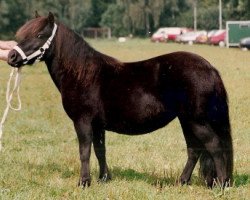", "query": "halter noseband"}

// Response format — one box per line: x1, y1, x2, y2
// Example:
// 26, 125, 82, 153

13, 23, 58, 65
